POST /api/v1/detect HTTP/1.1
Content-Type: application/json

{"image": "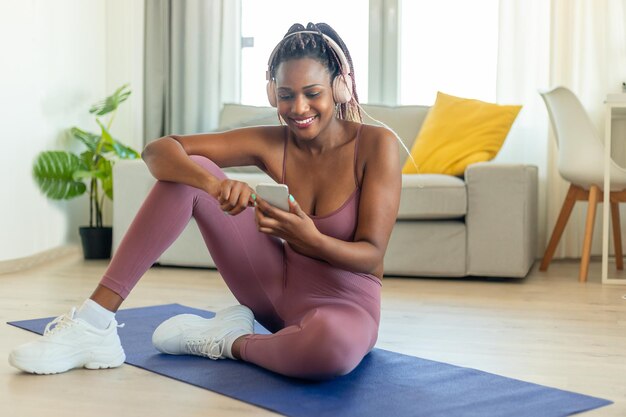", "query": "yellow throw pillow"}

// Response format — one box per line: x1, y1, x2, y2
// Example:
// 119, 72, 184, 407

402, 92, 522, 176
